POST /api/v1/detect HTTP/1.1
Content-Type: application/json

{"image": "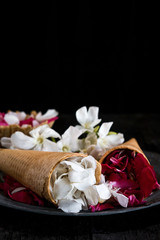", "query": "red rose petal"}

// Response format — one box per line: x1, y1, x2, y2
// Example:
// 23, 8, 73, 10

0, 175, 44, 206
